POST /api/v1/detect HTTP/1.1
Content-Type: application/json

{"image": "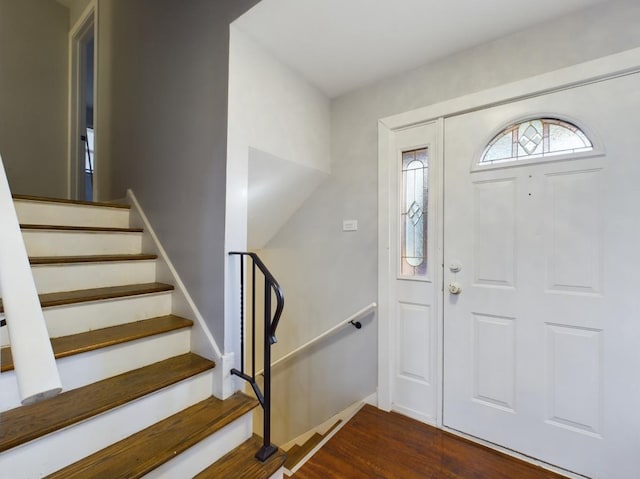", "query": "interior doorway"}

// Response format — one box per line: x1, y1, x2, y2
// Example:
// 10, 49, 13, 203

69, 4, 96, 201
